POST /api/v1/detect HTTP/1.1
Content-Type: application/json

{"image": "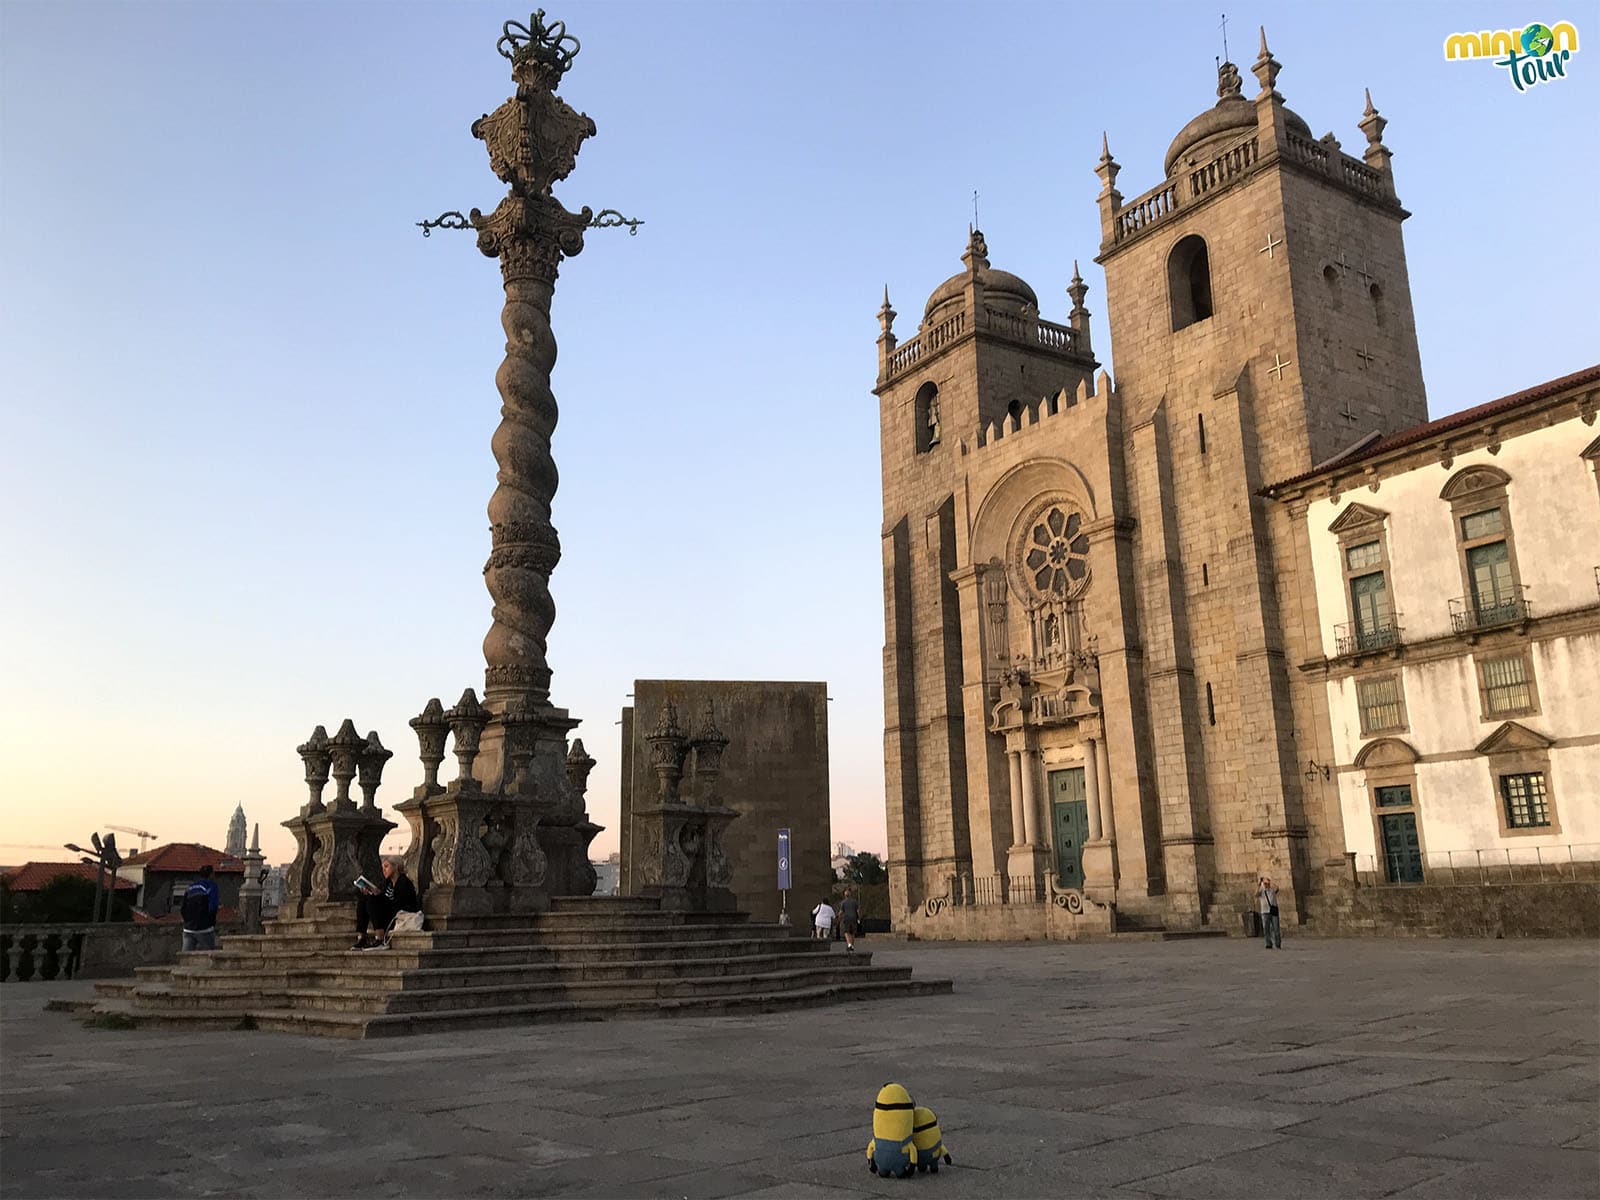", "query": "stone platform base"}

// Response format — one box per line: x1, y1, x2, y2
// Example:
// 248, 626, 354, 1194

78, 897, 951, 1038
